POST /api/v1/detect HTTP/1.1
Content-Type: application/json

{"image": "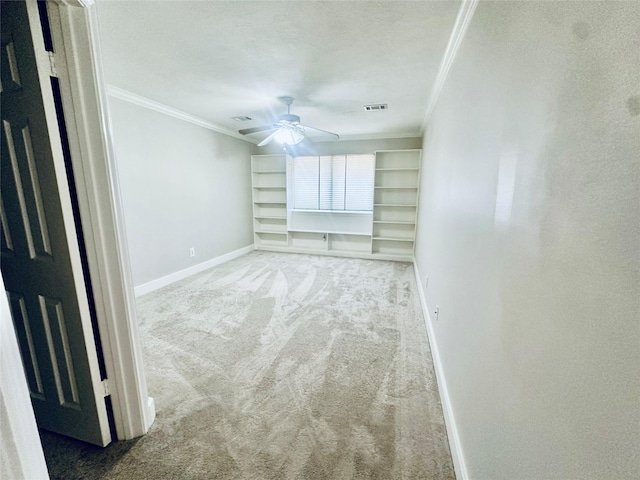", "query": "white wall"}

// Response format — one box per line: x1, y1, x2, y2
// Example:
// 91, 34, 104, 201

414, 2, 639, 479
108, 98, 254, 286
